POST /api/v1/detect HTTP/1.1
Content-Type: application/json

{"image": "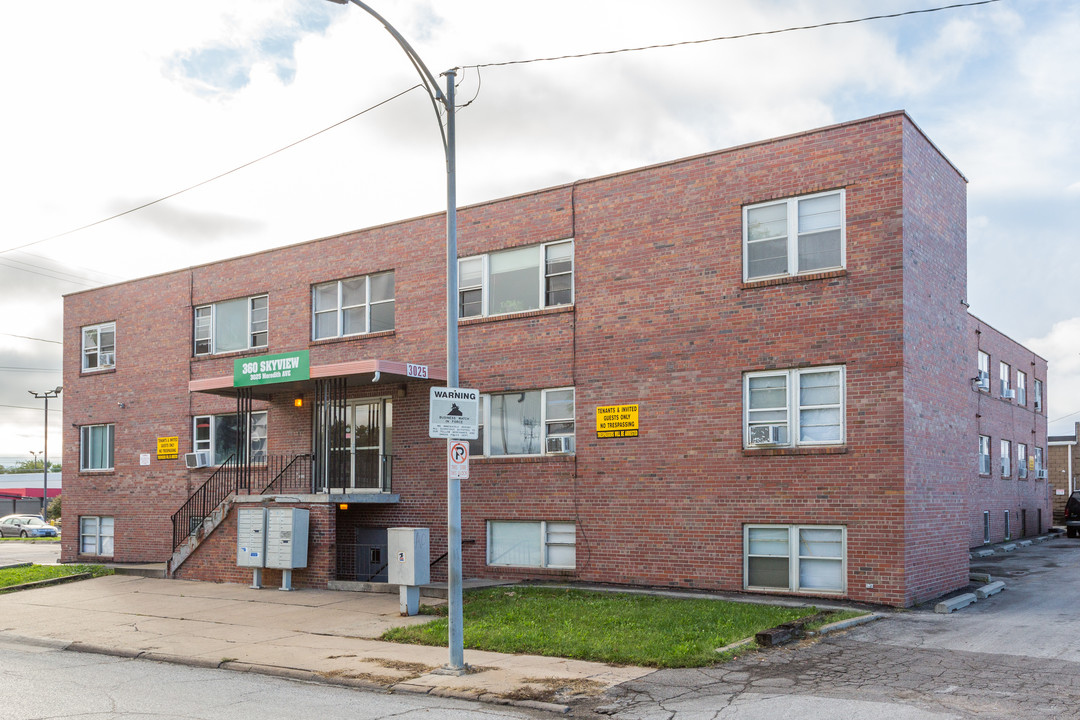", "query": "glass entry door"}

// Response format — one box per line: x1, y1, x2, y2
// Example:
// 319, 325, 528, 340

328, 398, 392, 491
